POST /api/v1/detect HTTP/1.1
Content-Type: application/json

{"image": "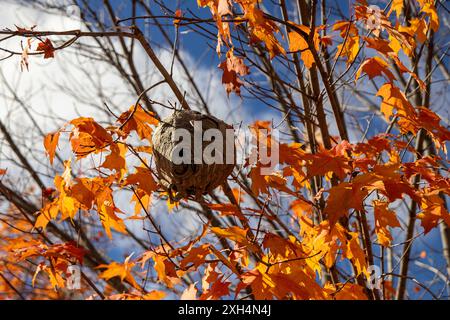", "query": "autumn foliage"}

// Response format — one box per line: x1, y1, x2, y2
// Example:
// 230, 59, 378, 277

0, 0, 449, 300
